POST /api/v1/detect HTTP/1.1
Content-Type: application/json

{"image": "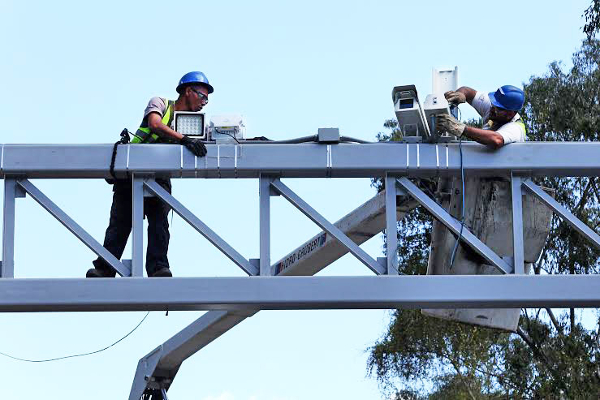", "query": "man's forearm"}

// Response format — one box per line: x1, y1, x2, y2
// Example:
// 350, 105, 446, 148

456, 86, 477, 104
151, 124, 184, 141
147, 113, 184, 142
463, 126, 504, 149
